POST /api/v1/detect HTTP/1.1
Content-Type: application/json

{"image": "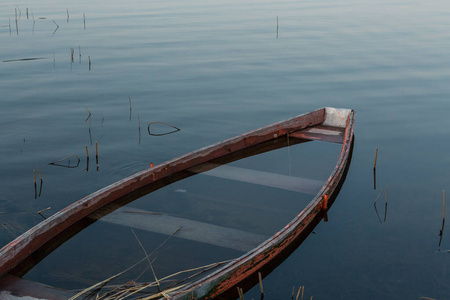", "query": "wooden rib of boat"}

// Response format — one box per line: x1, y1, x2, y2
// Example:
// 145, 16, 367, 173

0, 107, 355, 300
